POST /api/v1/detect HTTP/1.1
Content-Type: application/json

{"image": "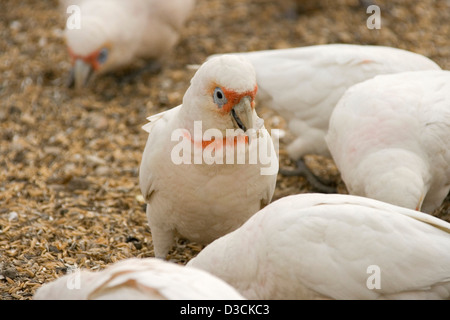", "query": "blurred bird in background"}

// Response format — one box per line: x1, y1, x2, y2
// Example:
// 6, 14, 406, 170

60, 0, 196, 89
